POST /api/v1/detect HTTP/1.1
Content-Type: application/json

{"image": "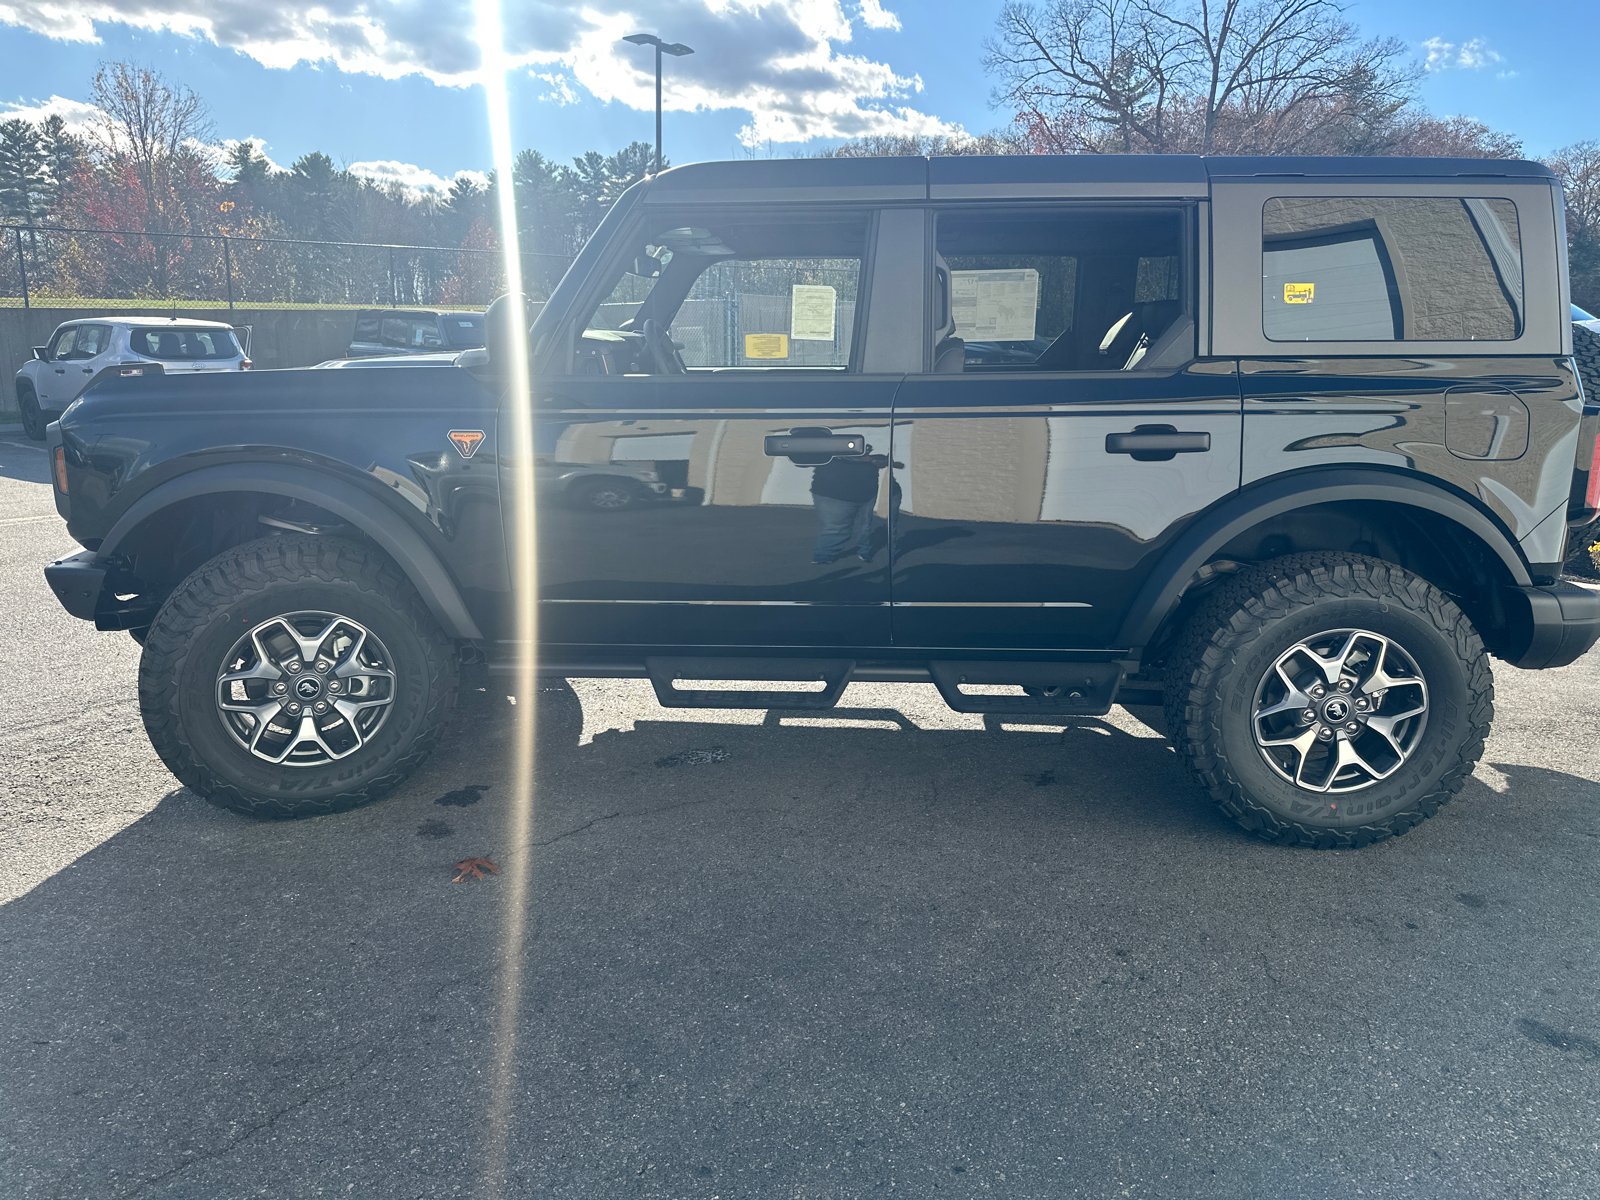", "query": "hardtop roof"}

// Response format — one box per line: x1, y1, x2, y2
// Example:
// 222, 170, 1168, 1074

645, 153, 1555, 201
